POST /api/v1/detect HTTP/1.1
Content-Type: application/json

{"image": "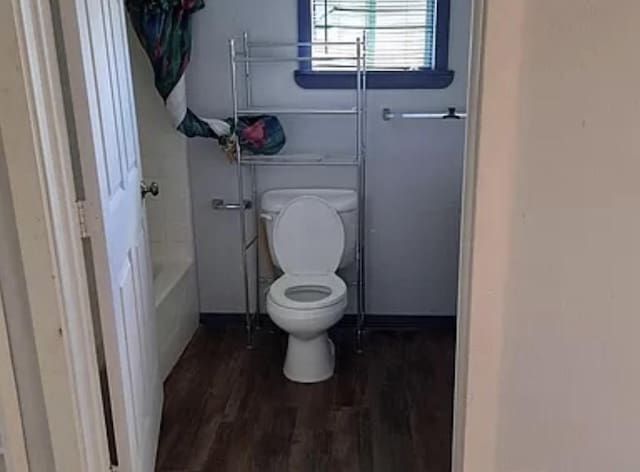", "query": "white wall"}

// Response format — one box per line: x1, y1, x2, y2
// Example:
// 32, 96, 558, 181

128, 26, 195, 266
187, 0, 471, 315
462, 1, 640, 470
127, 26, 199, 377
